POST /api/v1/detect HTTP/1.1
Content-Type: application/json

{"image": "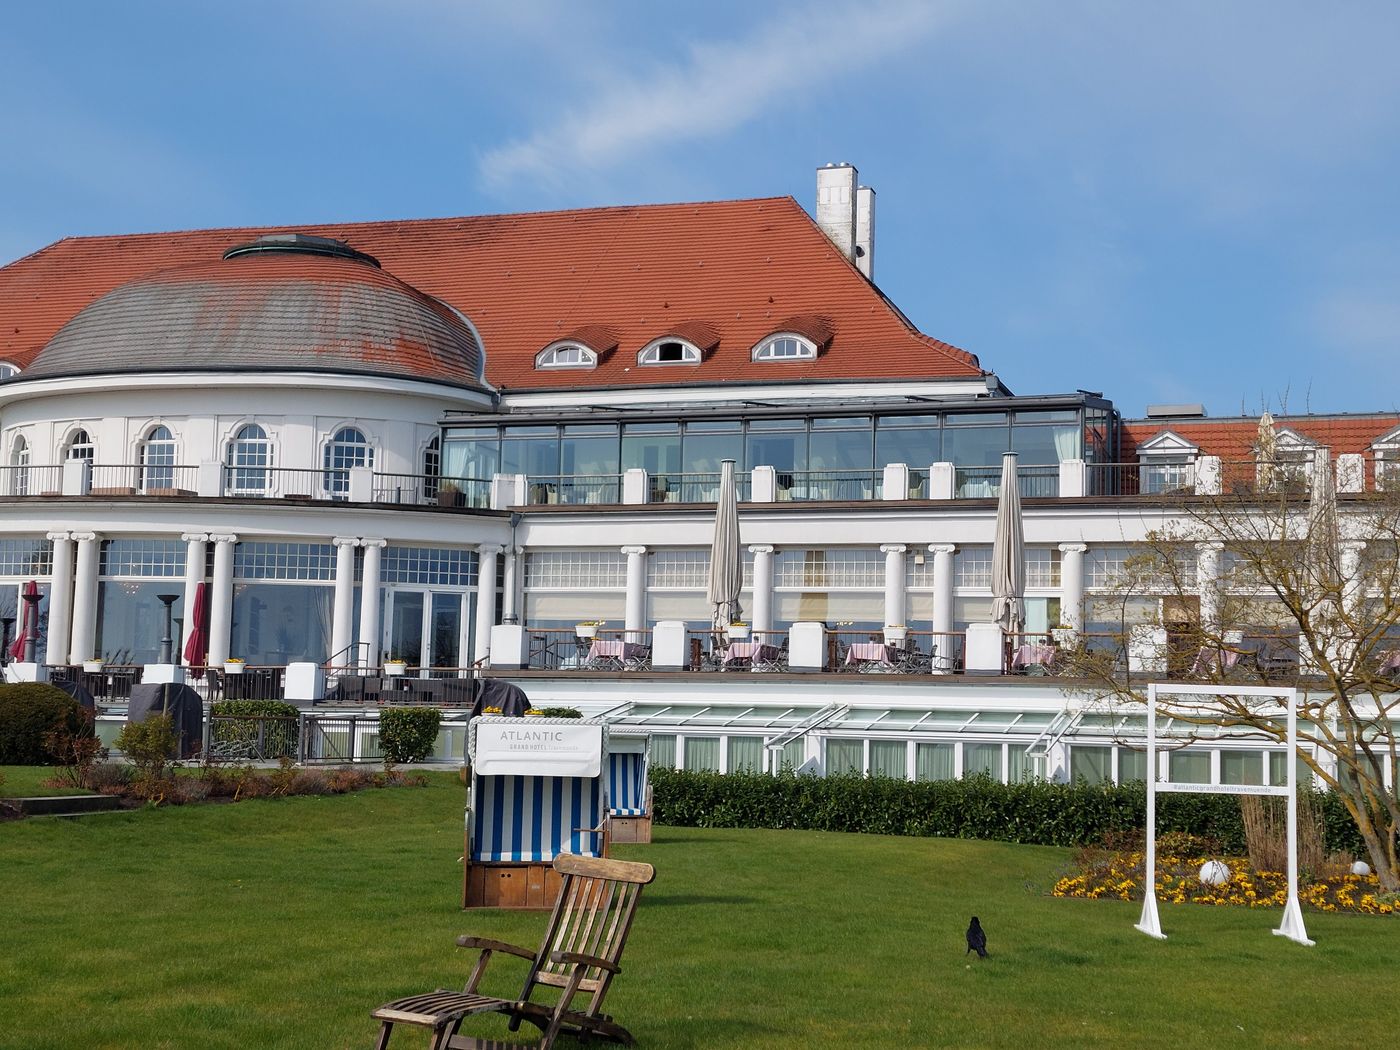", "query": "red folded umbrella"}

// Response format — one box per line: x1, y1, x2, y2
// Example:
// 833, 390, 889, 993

9, 580, 39, 661
182, 581, 209, 672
